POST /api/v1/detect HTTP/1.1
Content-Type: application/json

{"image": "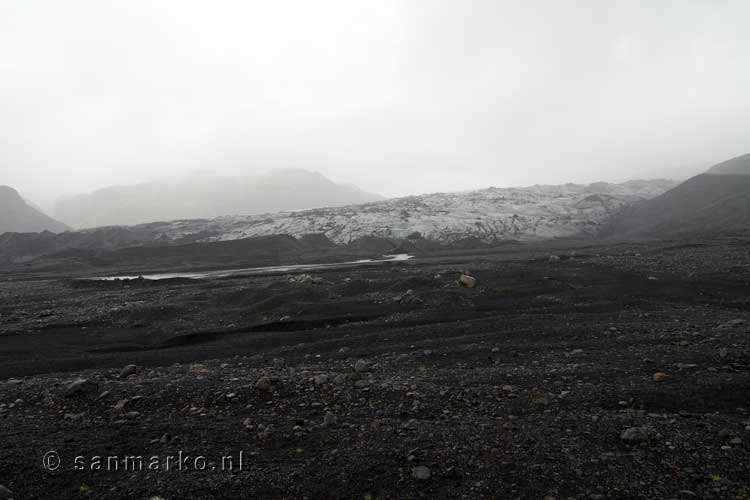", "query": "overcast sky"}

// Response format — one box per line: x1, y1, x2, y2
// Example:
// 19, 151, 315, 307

2, 0, 749, 208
